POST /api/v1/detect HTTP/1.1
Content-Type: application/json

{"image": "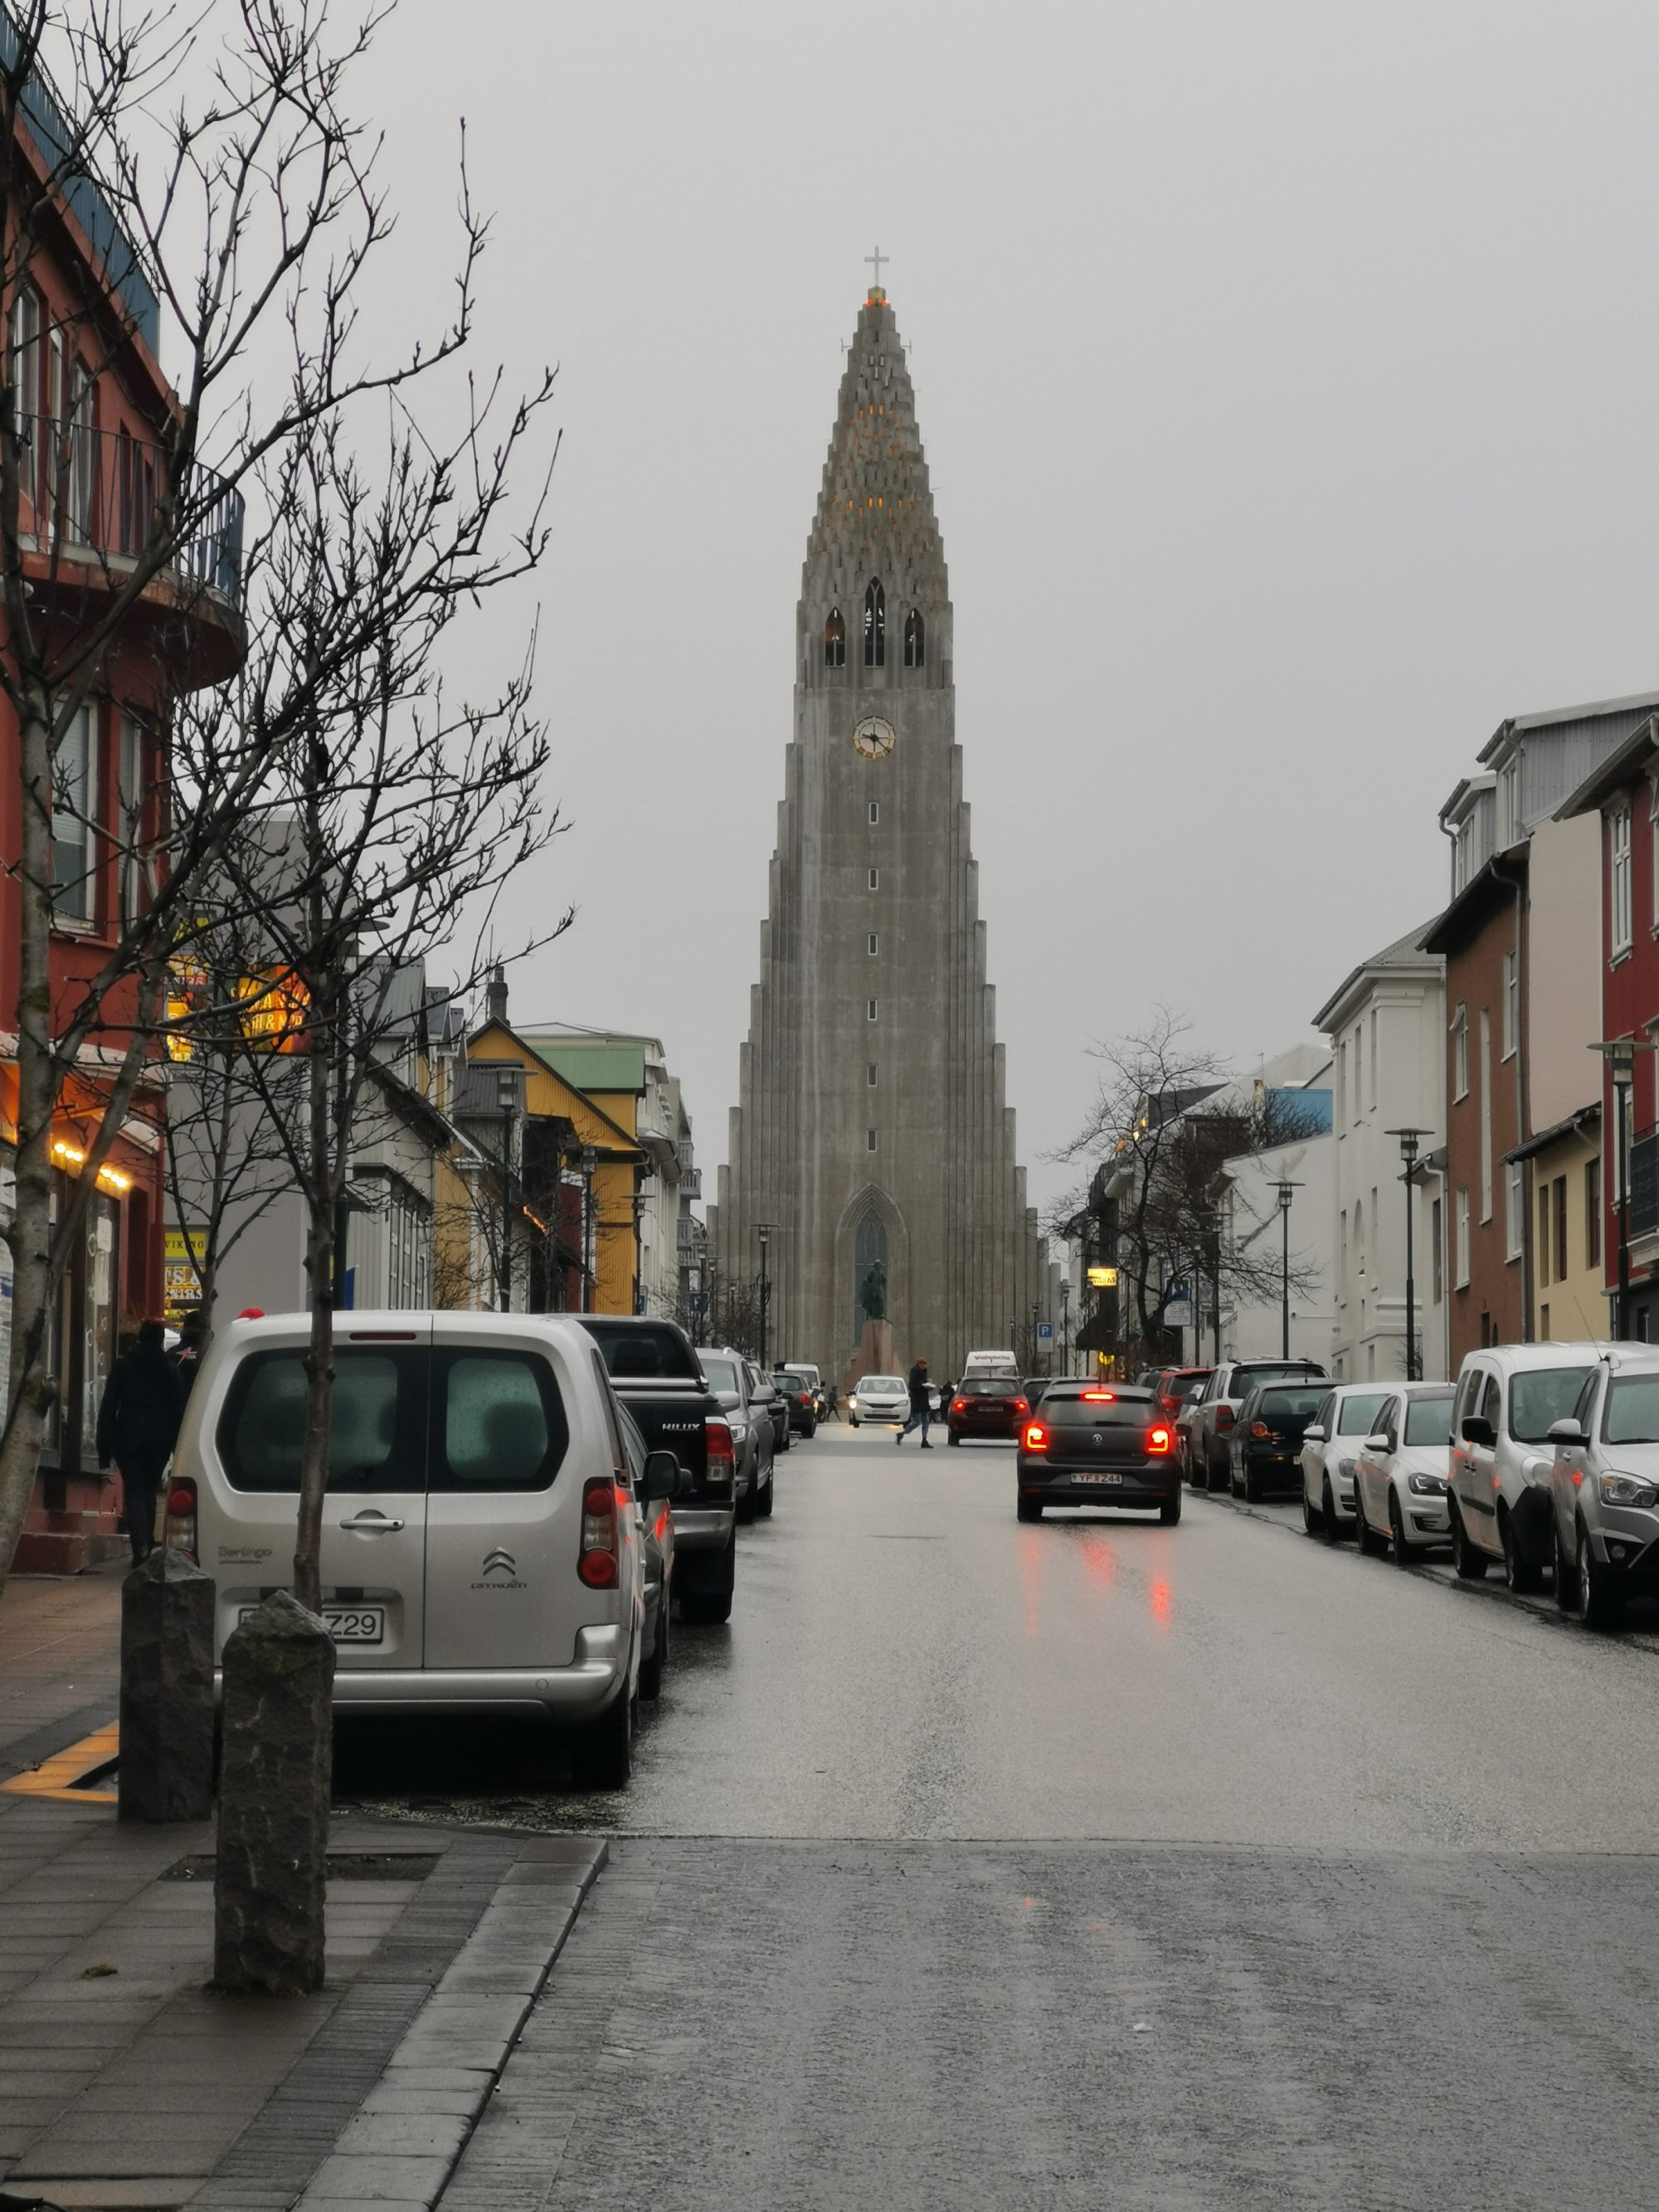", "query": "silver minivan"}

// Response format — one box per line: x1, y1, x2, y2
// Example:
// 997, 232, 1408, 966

1549, 1351, 1659, 1631
175, 1310, 677, 1787
1447, 1342, 1608, 1592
